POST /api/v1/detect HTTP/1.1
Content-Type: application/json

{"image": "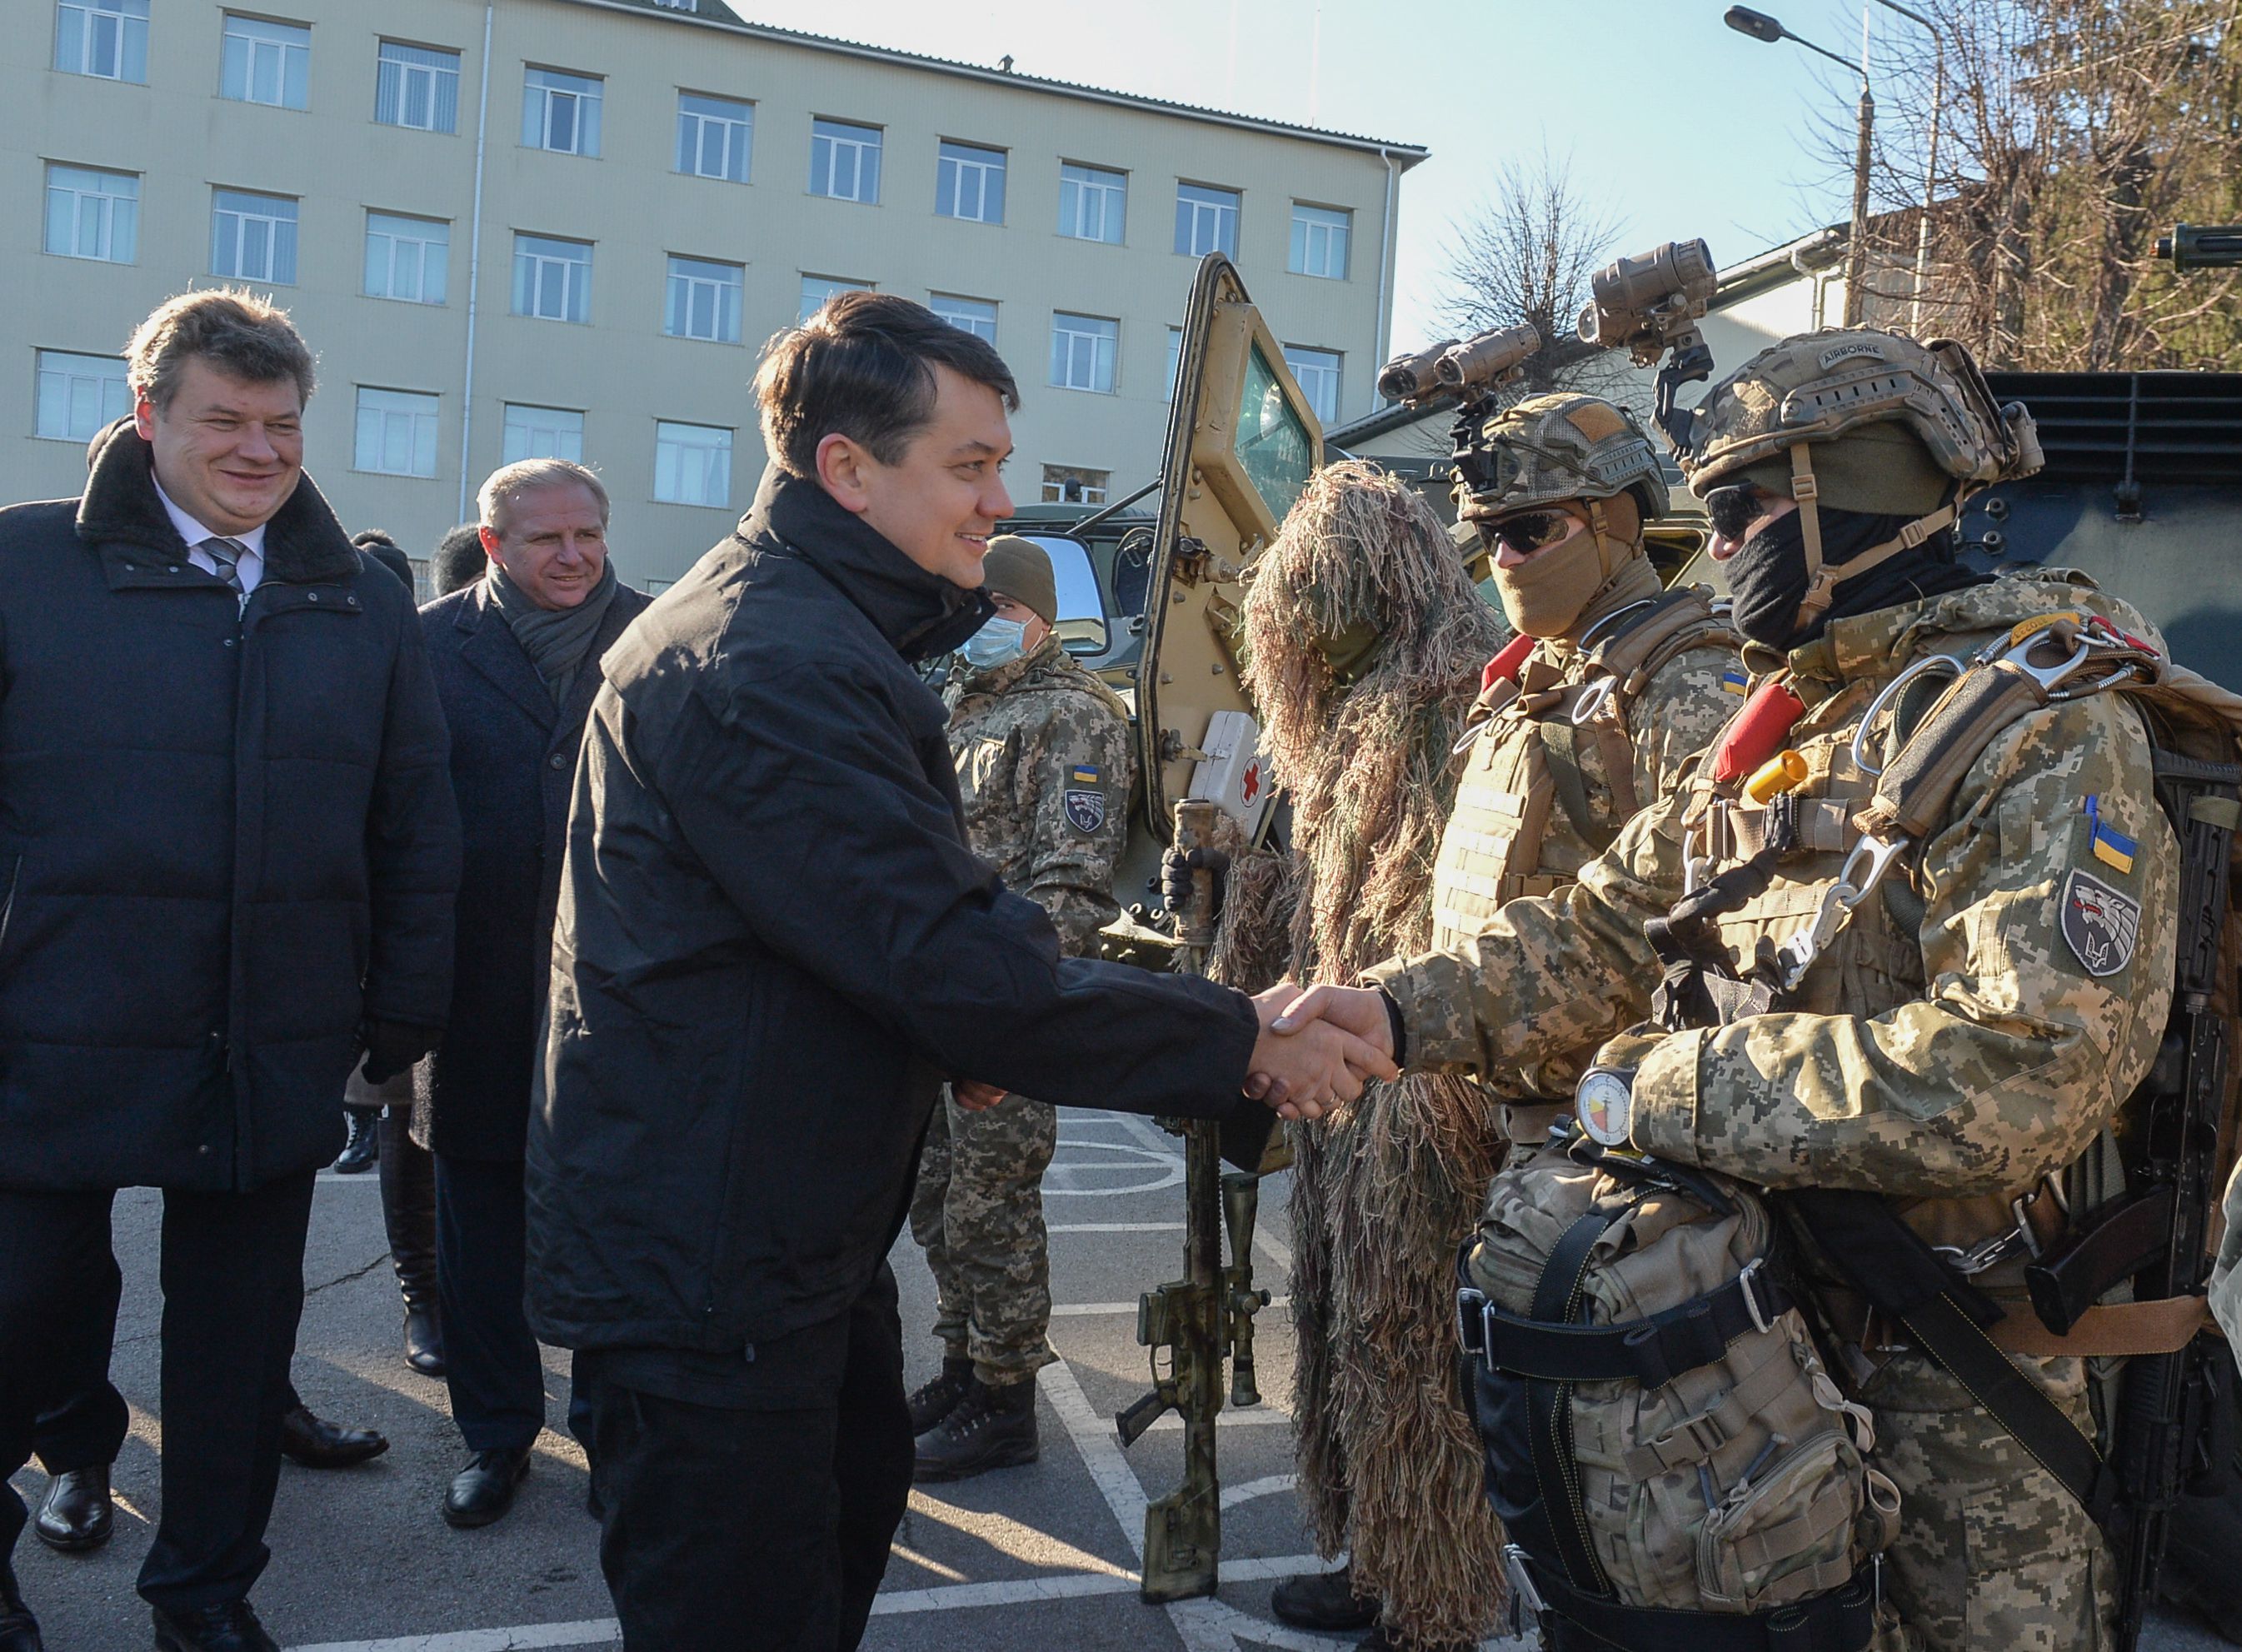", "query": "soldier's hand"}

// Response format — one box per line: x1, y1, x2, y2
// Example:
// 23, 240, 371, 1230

1246, 982, 1398, 1120
1159, 846, 1231, 918
1267, 983, 1397, 1065
953, 1080, 1008, 1112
